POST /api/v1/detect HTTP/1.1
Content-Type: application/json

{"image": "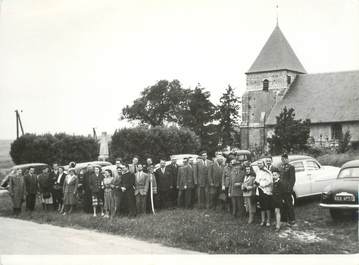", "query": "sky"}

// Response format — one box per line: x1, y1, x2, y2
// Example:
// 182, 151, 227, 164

0, 0, 358, 140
